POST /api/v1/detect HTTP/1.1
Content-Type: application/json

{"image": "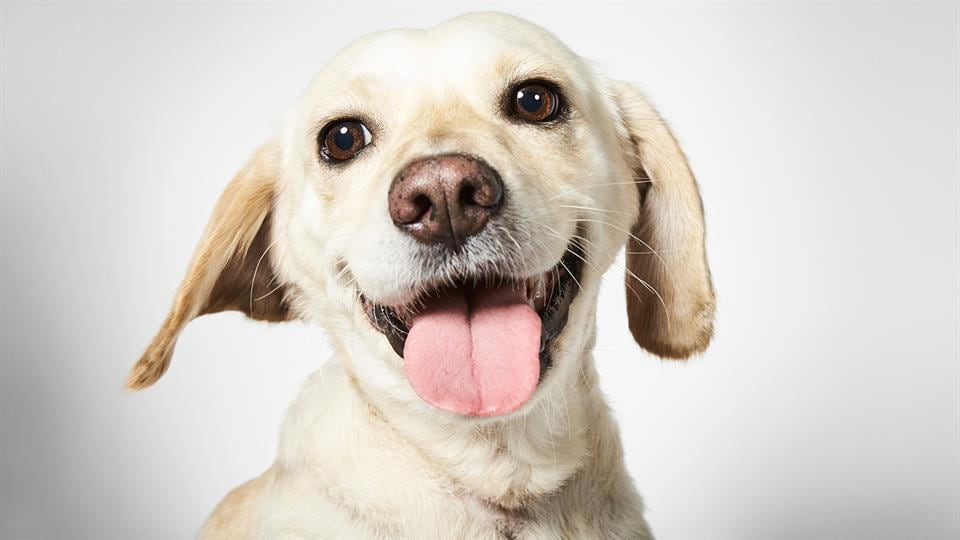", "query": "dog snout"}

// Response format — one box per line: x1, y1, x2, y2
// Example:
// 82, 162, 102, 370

389, 154, 503, 247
